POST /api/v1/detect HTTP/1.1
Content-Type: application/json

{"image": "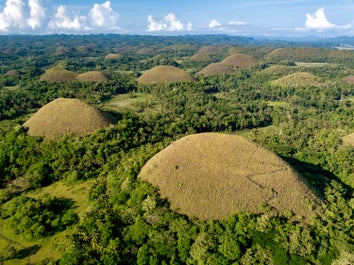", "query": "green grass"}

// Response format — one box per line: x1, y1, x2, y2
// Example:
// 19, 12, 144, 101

102, 93, 159, 114
0, 180, 92, 264
267, 101, 290, 107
